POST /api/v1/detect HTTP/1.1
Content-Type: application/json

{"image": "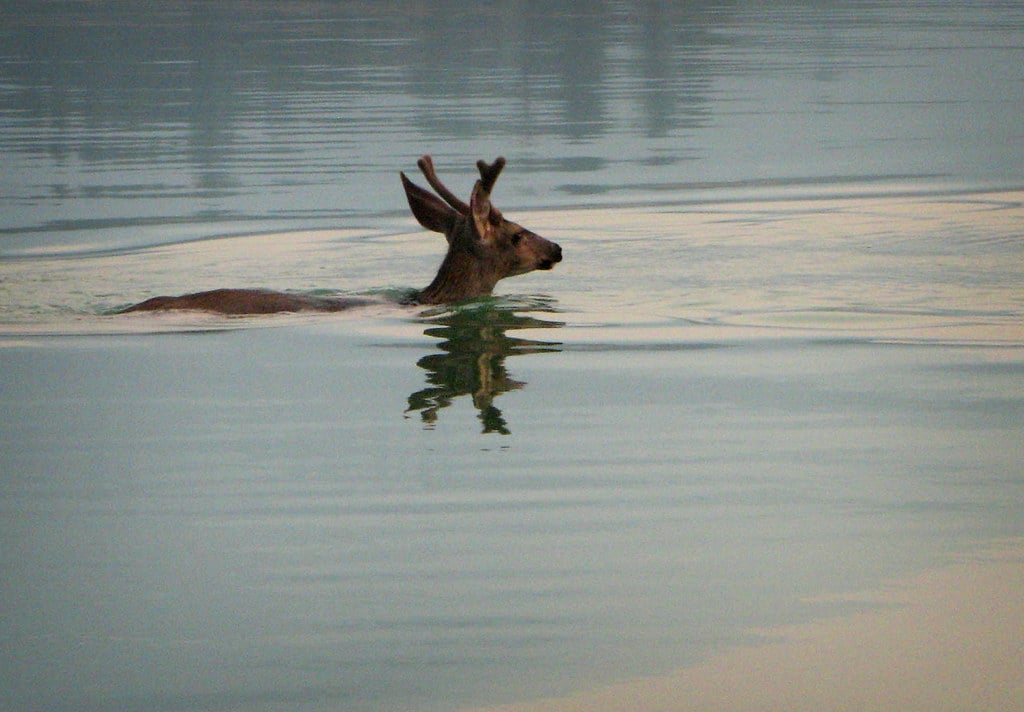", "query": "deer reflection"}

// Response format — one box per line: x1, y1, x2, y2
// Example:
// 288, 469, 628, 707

406, 300, 563, 434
